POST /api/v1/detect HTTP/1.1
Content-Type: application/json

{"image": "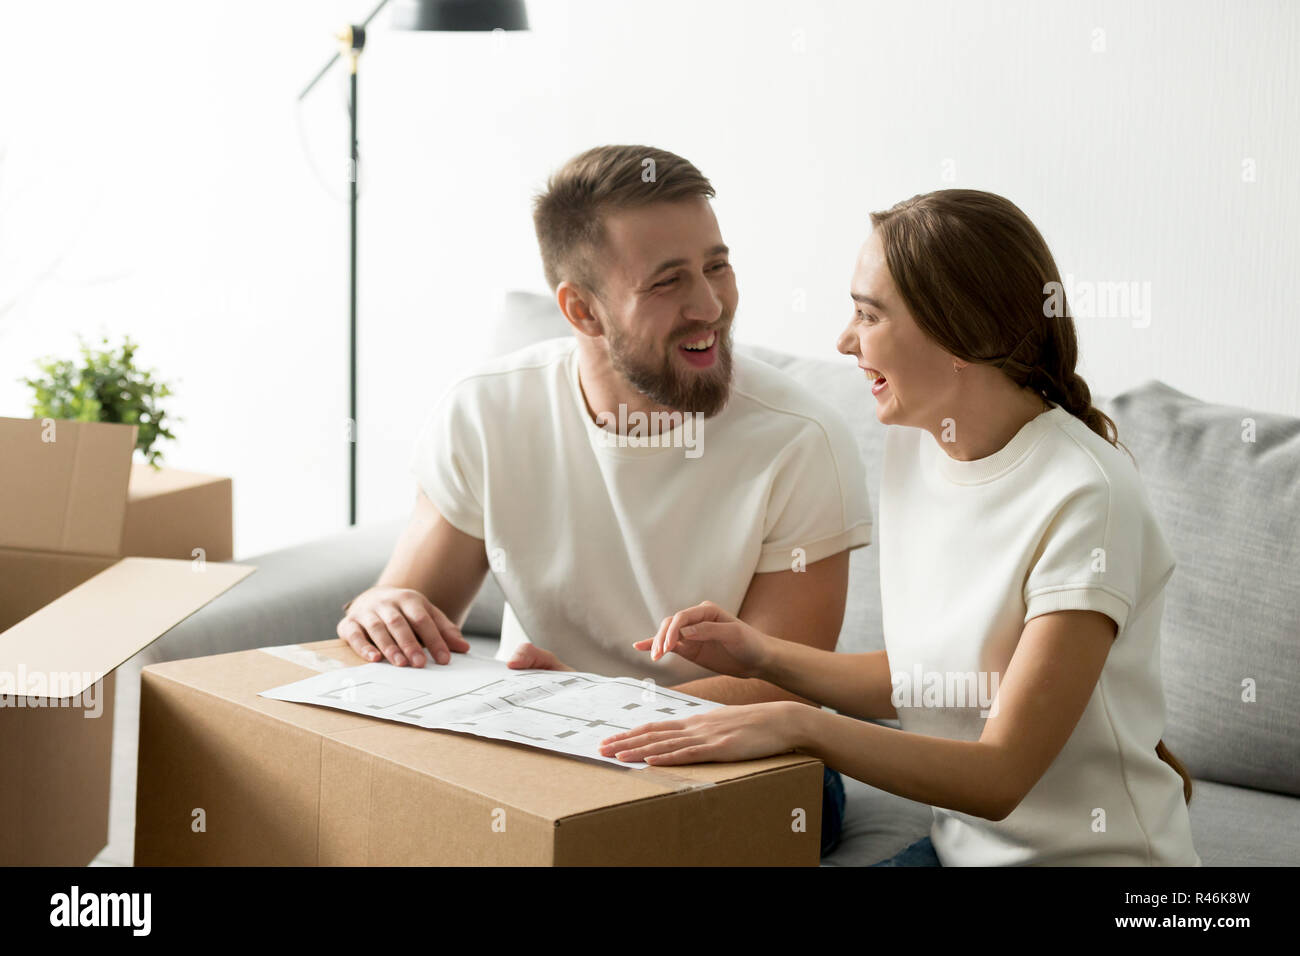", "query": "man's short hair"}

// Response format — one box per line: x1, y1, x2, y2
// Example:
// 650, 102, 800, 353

532, 145, 716, 295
